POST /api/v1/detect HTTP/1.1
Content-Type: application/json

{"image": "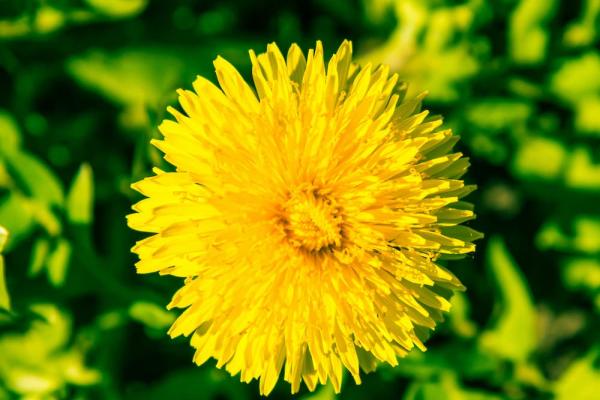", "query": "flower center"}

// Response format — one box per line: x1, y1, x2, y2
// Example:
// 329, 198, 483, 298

282, 187, 343, 252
